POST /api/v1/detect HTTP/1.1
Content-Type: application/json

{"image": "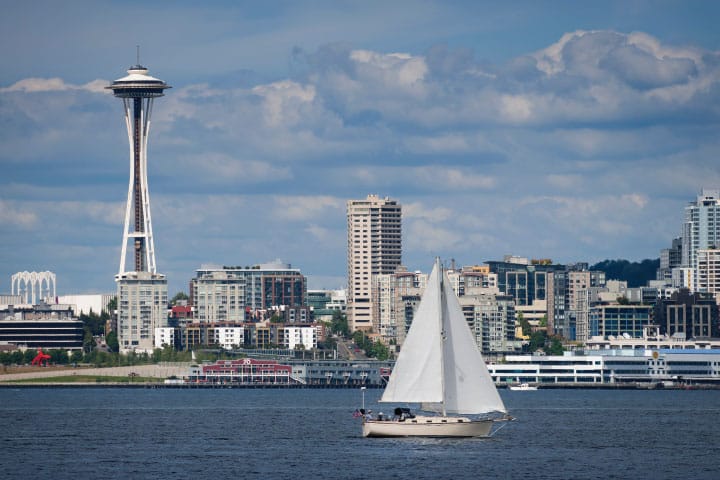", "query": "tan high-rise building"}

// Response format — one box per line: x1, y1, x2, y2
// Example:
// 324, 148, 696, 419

347, 195, 402, 332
